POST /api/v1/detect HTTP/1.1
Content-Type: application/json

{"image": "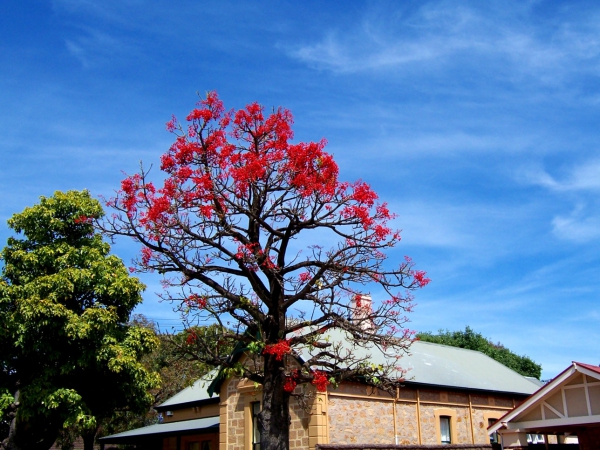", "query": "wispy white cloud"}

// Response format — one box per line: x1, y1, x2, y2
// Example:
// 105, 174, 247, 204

552, 208, 600, 242
392, 198, 543, 252
392, 202, 479, 250
356, 131, 537, 160
52, 0, 143, 27
290, 31, 447, 73
287, 1, 600, 88
526, 160, 600, 192
520, 159, 600, 242
63, 26, 136, 68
